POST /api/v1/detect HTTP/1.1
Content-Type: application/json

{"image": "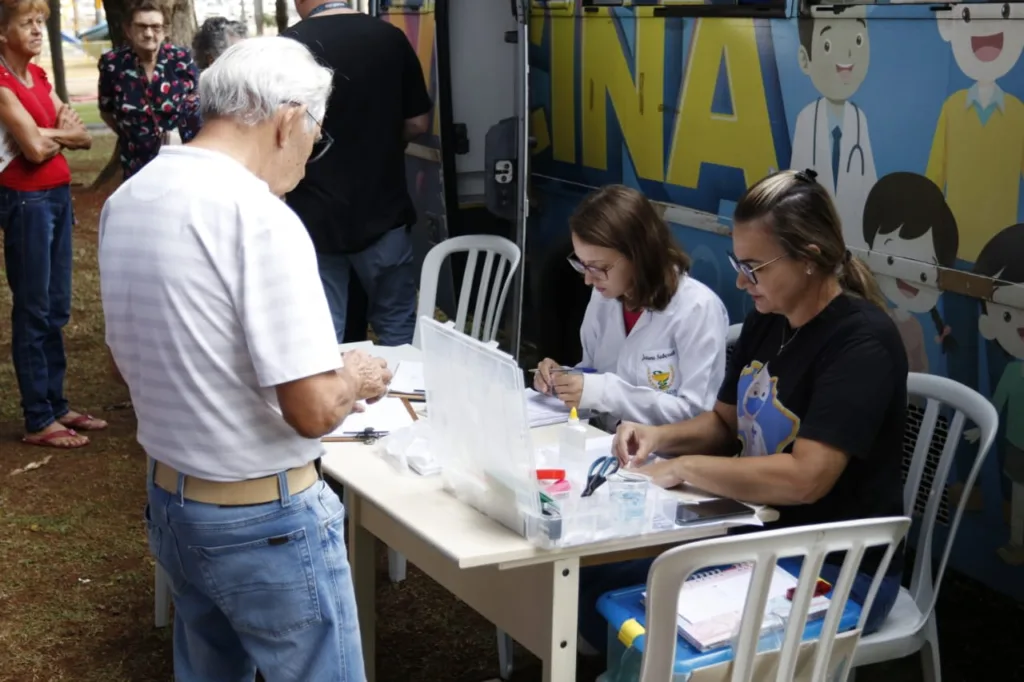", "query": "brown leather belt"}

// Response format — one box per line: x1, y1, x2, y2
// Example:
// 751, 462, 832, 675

152, 460, 318, 506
